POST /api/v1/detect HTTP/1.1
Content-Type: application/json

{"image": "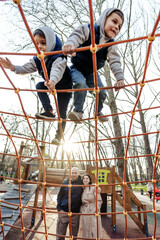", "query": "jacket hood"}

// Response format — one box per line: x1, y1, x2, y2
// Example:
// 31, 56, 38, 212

33, 26, 56, 52
96, 8, 124, 43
